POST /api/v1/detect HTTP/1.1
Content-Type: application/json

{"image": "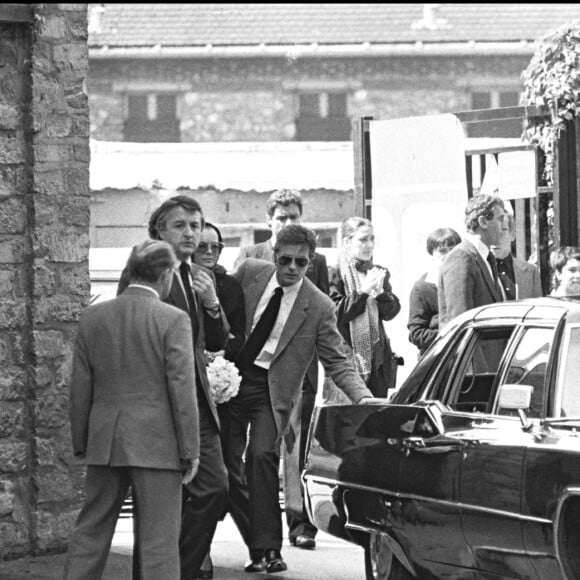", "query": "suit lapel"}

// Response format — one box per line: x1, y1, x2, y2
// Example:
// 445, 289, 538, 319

273, 283, 309, 361
245, 265, 276, 334
168, 272, 188, 311
468, 242, 502, 301
168, 271, 199, 338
